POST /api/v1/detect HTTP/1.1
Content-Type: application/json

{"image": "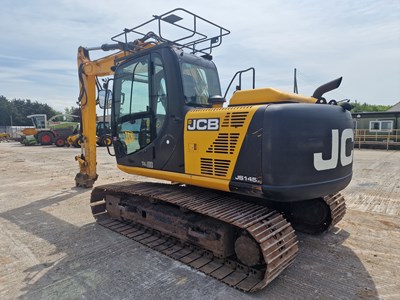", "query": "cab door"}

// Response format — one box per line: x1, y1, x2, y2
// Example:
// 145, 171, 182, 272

112, 52, 171, 169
